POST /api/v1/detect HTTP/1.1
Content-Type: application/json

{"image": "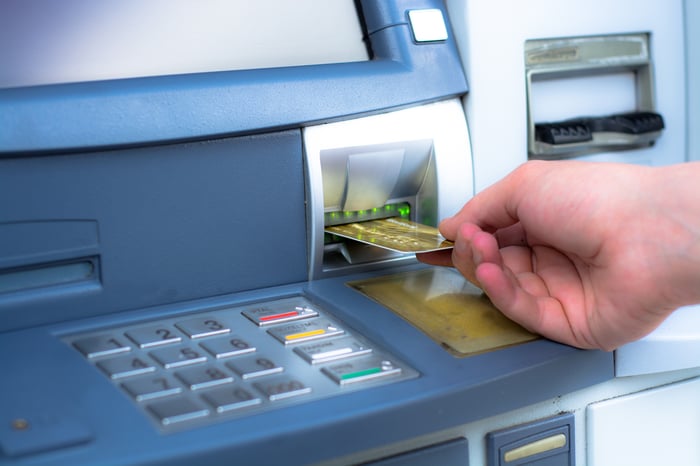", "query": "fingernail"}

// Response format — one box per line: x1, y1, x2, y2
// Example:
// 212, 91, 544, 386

471, 243, 481, 266
472, 248, 482, 265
